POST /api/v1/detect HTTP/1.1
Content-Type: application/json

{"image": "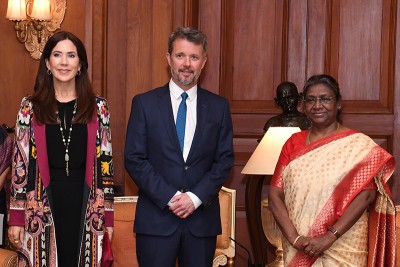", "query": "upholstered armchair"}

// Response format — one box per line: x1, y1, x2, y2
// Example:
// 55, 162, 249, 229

112, 186, 236, 267
112, 196, 138, 267
213, 186, 236, 267
0, 249, 16, 267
